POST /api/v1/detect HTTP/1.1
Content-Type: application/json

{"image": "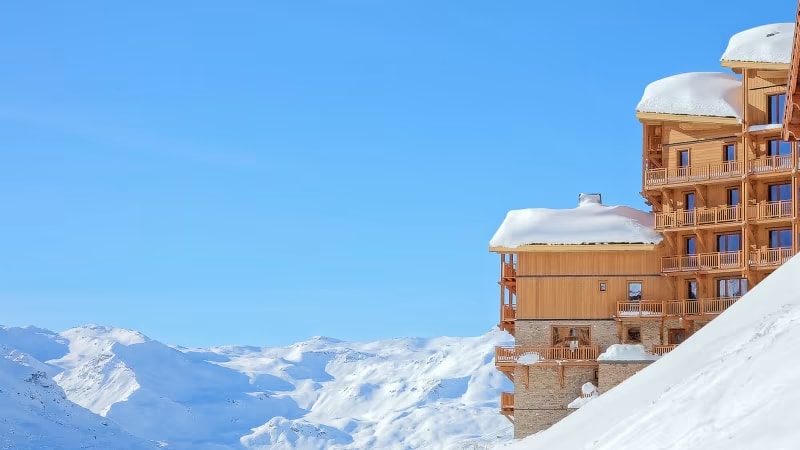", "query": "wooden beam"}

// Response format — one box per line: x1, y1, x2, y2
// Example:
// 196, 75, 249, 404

636, 112, 740, 125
